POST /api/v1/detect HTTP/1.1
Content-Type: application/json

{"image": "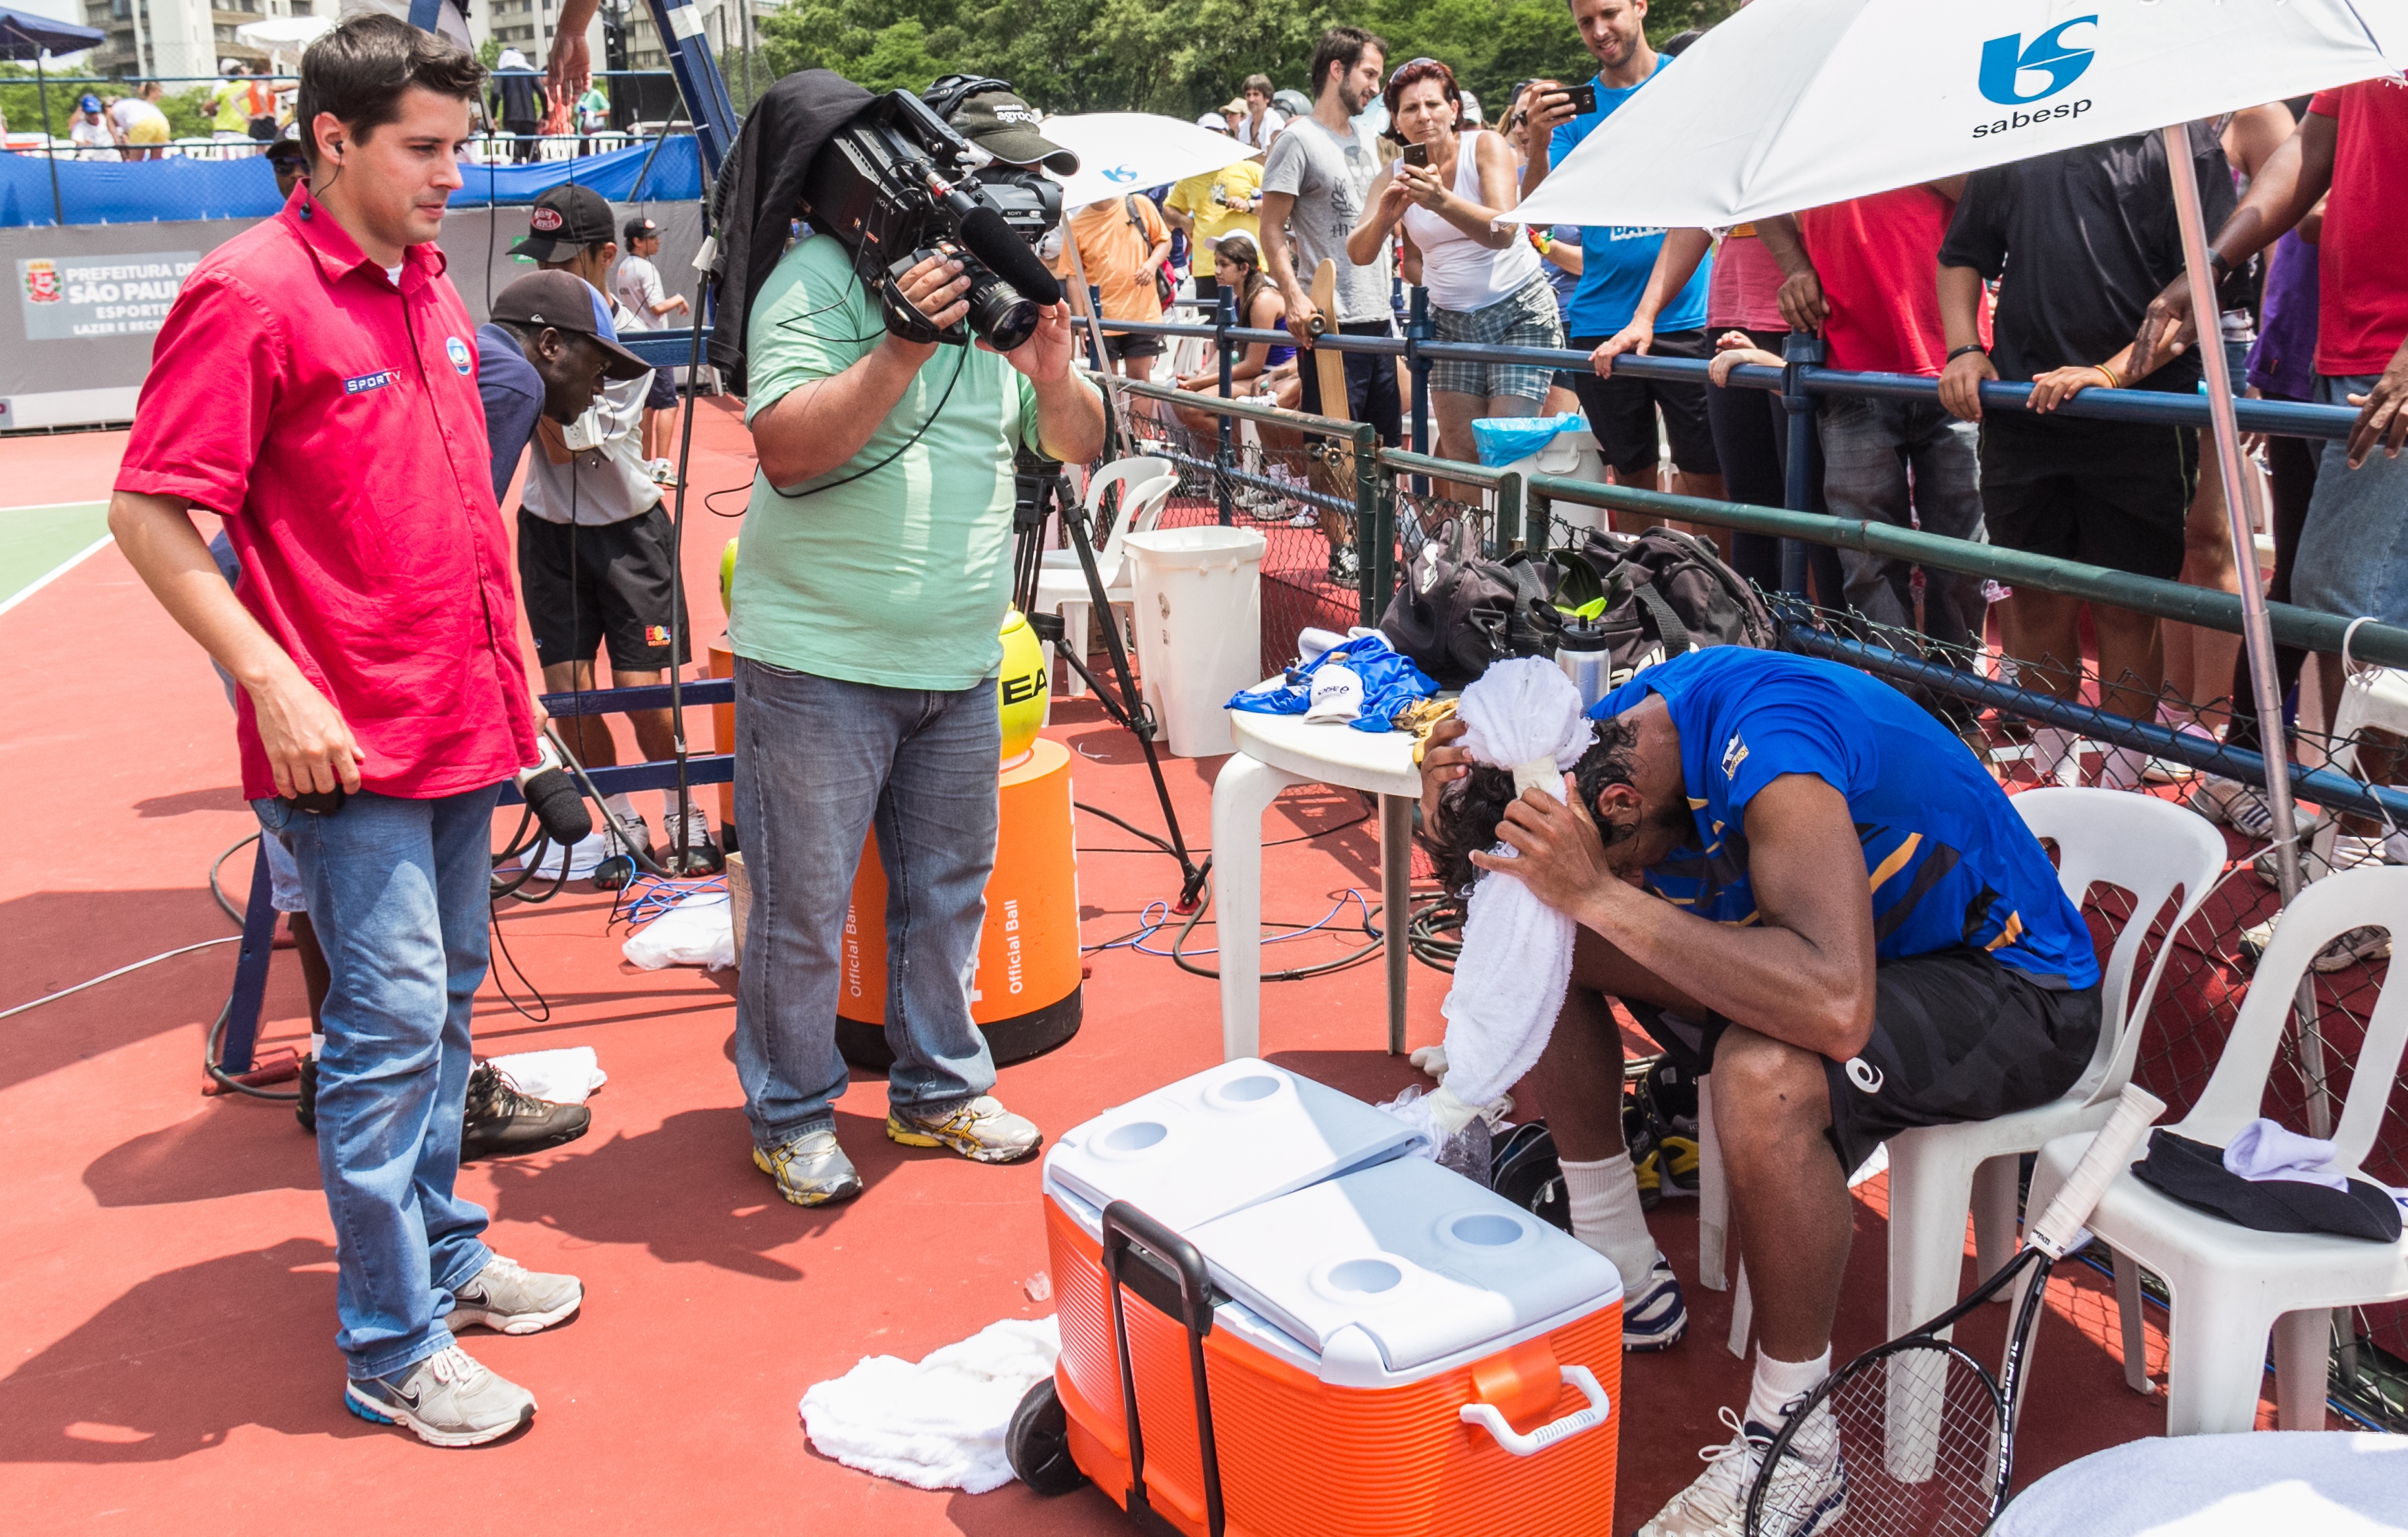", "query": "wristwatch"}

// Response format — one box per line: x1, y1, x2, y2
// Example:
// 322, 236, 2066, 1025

2208, 249, 2237, 284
